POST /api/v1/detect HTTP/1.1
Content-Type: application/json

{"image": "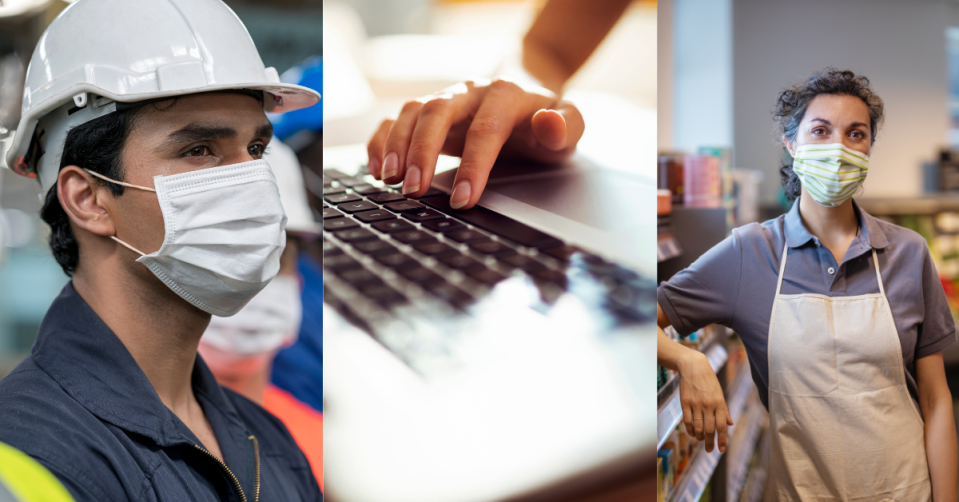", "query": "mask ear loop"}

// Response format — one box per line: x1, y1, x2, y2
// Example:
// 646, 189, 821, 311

83, 169, 154, 257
